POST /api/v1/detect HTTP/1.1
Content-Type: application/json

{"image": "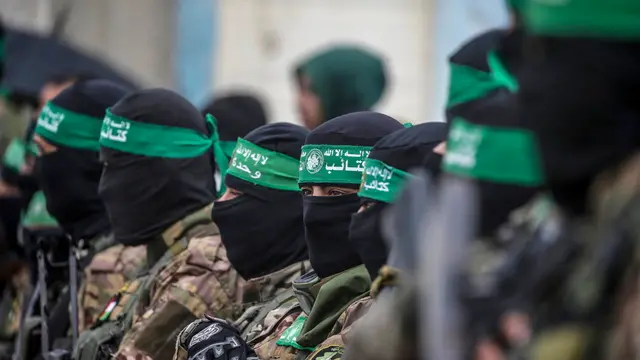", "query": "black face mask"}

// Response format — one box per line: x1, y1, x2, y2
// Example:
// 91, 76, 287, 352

348, 202, 388, 280
303, 193, 362, 278
99, 155, 175, 245
213, 191, 307, 280
37, 149, 109, 240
